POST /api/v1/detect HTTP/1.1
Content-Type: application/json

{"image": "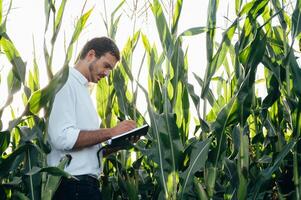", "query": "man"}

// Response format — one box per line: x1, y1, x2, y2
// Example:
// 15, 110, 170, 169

47, 37, 136, 200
